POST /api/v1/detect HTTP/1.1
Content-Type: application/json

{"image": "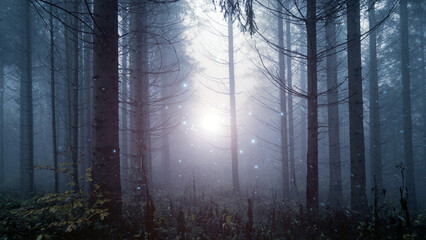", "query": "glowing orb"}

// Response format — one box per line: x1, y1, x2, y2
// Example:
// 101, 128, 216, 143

202, 113, 220, 132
